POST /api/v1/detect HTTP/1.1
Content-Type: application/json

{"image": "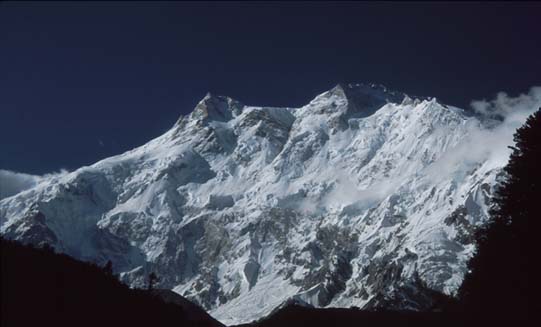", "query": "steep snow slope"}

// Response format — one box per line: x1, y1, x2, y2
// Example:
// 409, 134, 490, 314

0, 84, 508, 324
